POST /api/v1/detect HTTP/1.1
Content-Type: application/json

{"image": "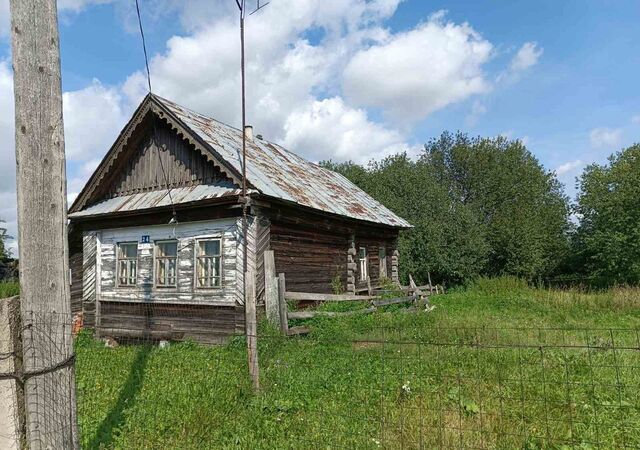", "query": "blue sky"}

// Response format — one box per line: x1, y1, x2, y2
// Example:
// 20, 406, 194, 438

1, 0, 639, 251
